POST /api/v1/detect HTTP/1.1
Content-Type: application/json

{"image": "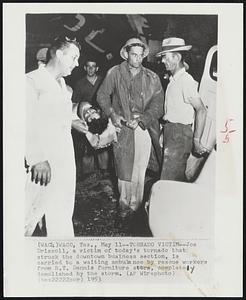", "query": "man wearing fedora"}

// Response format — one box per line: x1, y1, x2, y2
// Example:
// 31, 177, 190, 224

156, 37, 207, 181
97, 37, 164, 218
